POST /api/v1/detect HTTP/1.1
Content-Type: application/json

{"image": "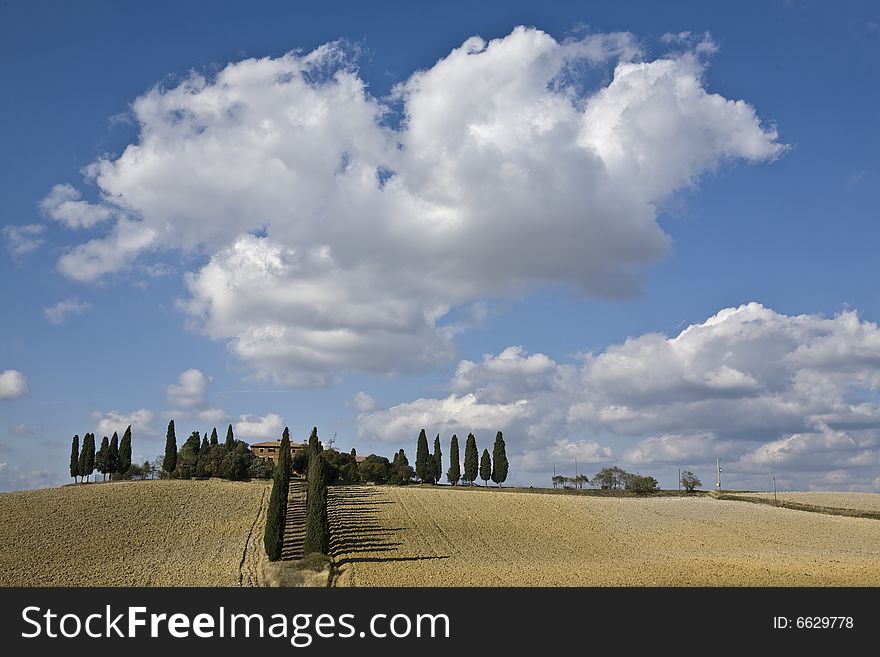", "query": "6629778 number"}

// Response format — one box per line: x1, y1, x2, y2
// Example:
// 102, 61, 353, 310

773, 616, 853, 629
